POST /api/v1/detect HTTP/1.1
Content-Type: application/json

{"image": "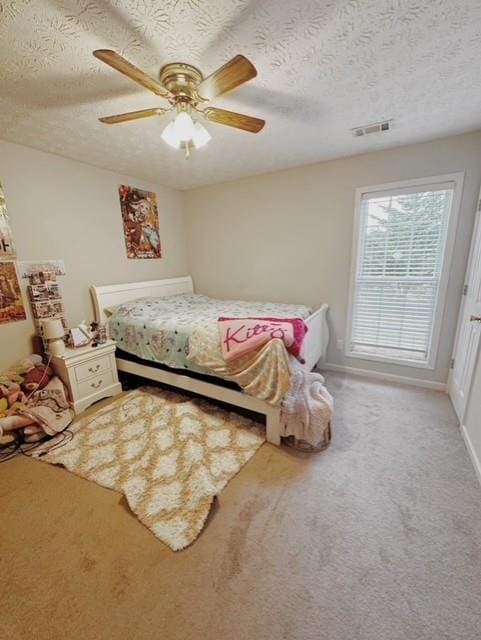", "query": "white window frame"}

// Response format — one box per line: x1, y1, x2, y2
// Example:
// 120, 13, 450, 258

345, 172, 465, 370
